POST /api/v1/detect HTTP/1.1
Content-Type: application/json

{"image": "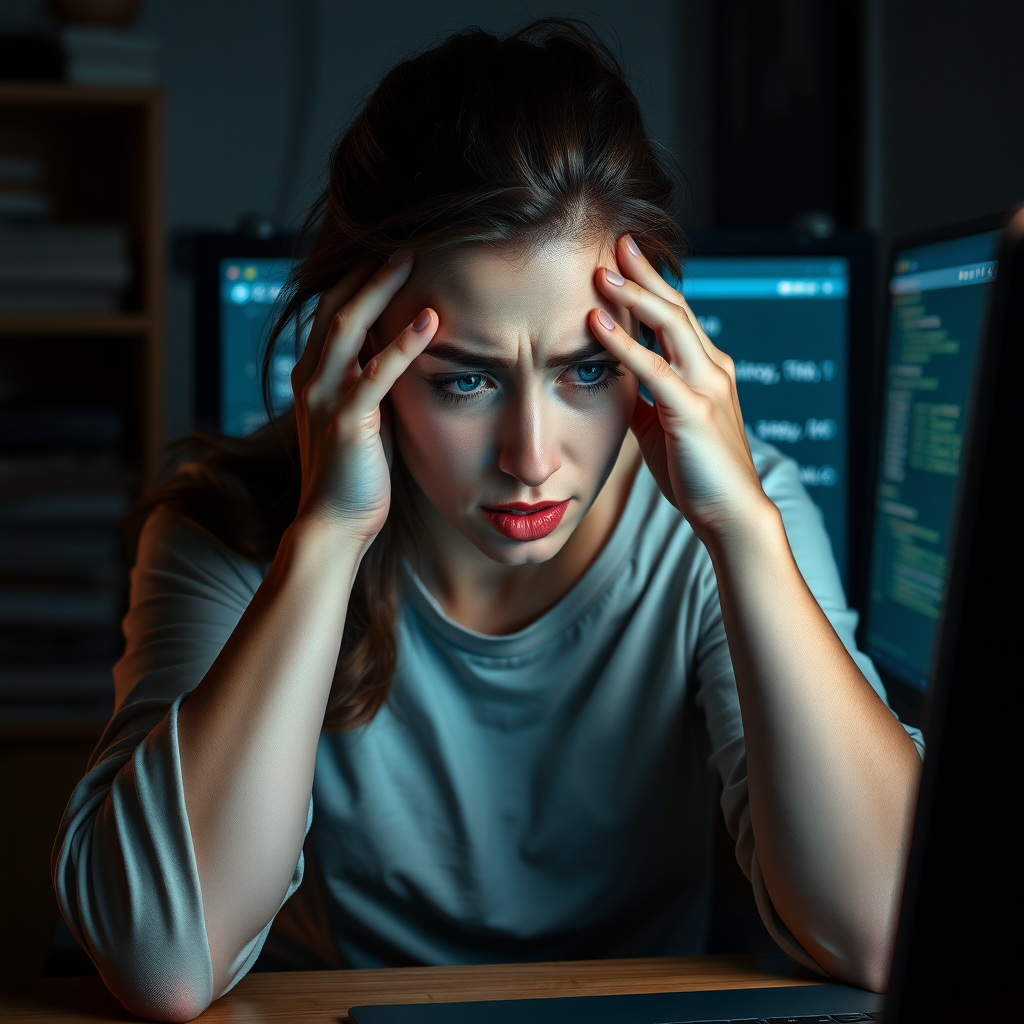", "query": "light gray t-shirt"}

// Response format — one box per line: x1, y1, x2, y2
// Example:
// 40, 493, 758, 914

53, 435, 924, 1016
